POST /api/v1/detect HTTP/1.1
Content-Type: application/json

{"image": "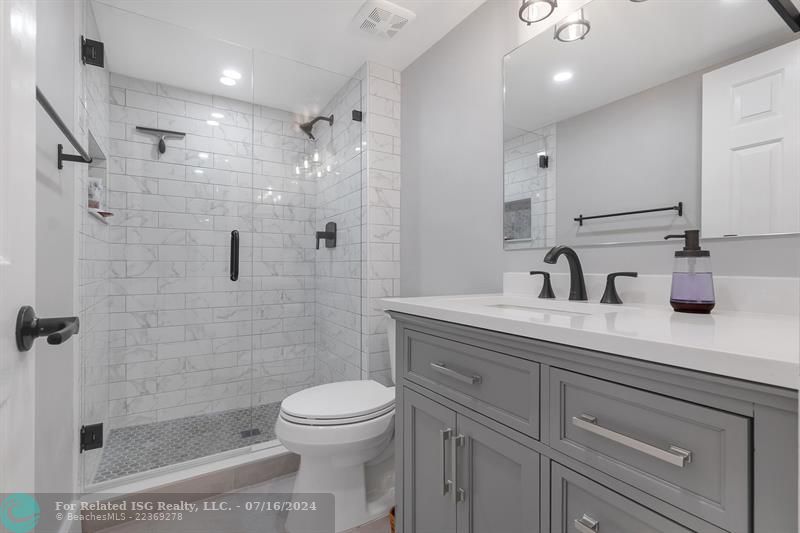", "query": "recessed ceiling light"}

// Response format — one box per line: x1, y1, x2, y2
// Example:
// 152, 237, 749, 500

193, 169, 204, 175
222, 69, 242, 80
219, 77, 236, 86
553, 71, 573, 82
210, 112, 224, 119
206, 120, 219, 126
198, 152, 209, 159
